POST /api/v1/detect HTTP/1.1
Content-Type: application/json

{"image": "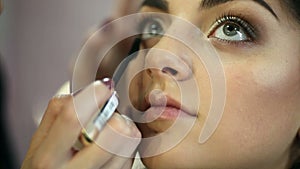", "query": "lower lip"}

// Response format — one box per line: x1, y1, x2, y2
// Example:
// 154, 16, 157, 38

145, 106, 191, 121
